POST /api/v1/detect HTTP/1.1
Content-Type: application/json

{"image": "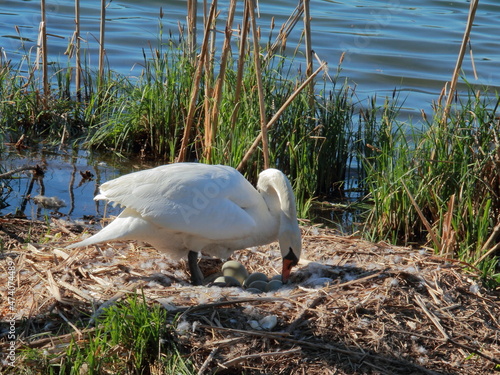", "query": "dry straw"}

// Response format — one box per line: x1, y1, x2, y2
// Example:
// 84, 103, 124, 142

441, 0, 479, 123
1, 220, 499, 373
